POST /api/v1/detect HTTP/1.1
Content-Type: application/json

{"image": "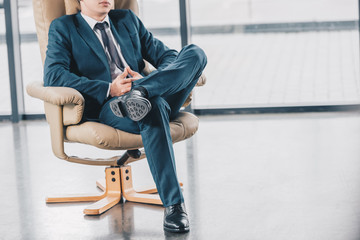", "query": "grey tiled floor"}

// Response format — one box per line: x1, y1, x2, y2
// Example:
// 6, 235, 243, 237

2, 111, 360, 239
